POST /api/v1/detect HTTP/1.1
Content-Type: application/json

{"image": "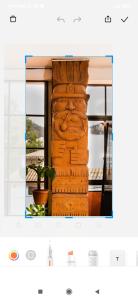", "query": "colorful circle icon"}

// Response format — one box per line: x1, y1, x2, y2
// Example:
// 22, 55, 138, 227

9, 250, 19, 261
